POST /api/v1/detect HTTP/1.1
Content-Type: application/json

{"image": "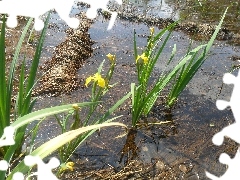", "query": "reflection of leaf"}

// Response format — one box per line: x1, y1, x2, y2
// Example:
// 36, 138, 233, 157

119, 129, 139, 165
